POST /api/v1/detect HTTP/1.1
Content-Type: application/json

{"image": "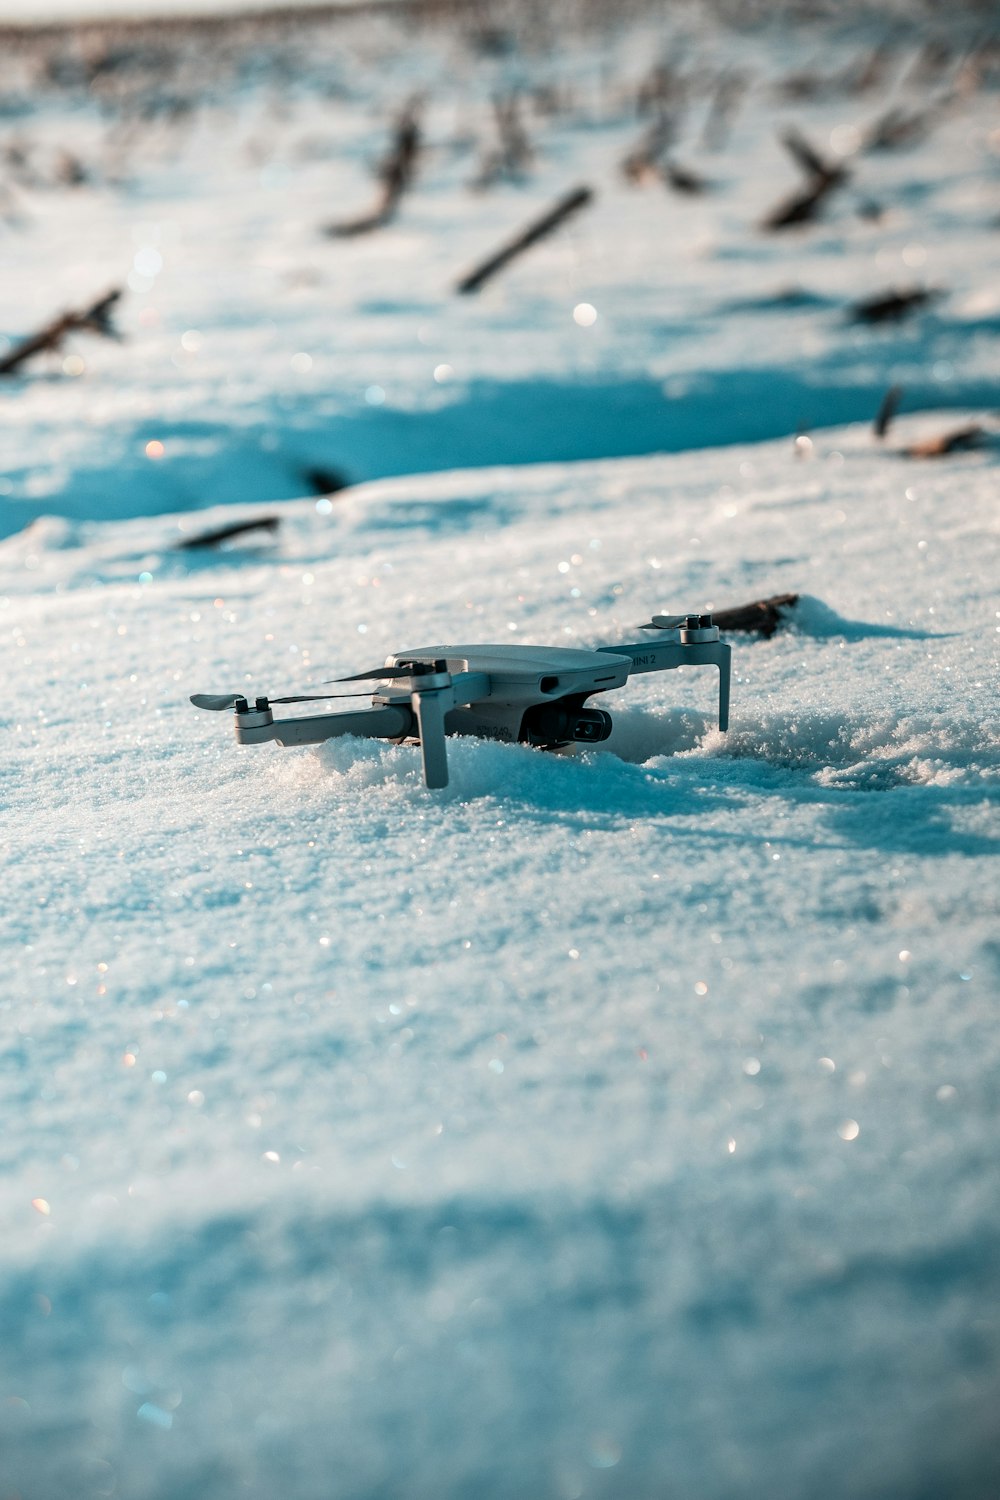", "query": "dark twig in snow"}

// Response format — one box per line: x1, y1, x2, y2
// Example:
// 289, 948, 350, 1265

663, 159, 710, 194
323, 100, 421, 238
621, 117, 708, 194
301, 466, 350, 497
711, 594, 800, 638
55, 149, 90, 187
778, 125, 839, 183
471, 93, 534, 190
761, 126, 850, 231
874, 384, 903, 439
621, 115, 676, 184
635, 61, 687, 118
863, 103, 940, 152
175, 515, 281, 550
761, 171, 848, 230
0, 288, 122, 376
849, 286, 942, 323
903, 426, 990, 459
455, 185, 593, 295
